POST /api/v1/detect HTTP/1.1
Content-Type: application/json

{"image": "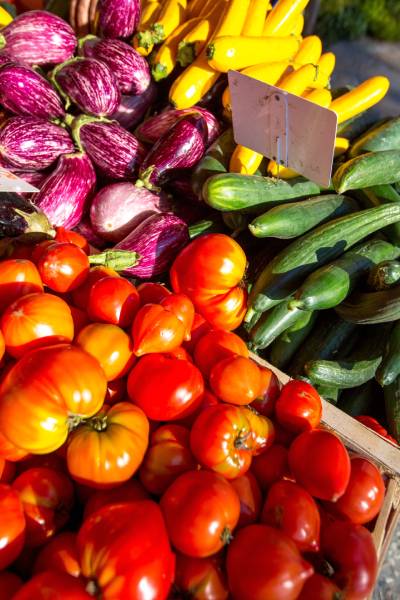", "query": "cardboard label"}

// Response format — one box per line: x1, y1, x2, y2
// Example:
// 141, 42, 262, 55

0, 167, 39, 193
228, 70, 338, 187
